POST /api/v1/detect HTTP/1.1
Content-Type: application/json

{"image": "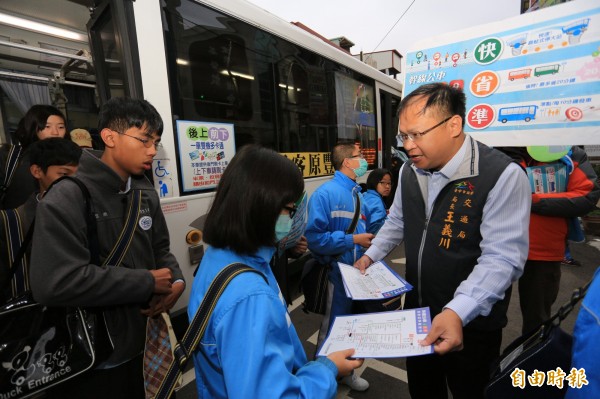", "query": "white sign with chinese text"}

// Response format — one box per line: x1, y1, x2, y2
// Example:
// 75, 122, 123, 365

176, 120, 236, 192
